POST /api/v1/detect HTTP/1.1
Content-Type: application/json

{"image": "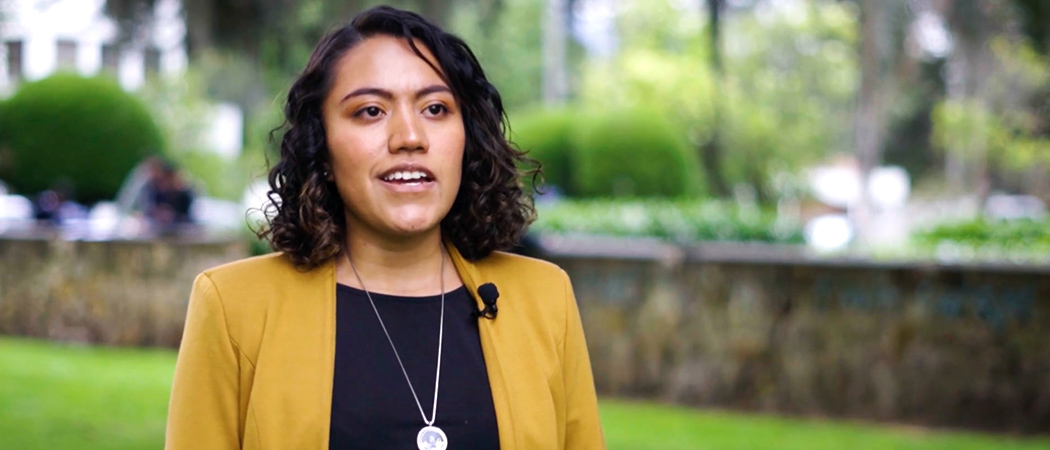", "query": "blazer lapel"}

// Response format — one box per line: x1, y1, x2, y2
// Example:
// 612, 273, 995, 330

446, 243, 518, 450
